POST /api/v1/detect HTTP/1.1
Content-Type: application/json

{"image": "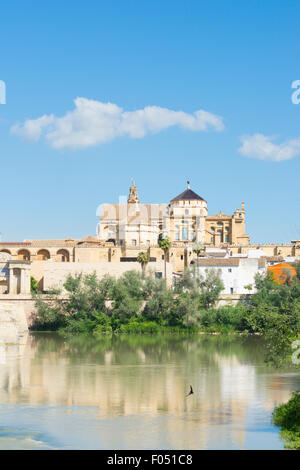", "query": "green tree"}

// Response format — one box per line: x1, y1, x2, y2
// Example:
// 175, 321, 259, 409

272, 392, 300, 449
142, 276, 174, 325
30, 276, 39, 293
171, 293, 199, 327
174, 268, 224, 326
247, 271, 300, 366
244, 283, 253, 292
198, 268, 224, 309
32, 288, 66, 330
137, 251, 150, 279
110, 271, 145, 328
192, 241, 203, 263
158, 235, 171, 279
